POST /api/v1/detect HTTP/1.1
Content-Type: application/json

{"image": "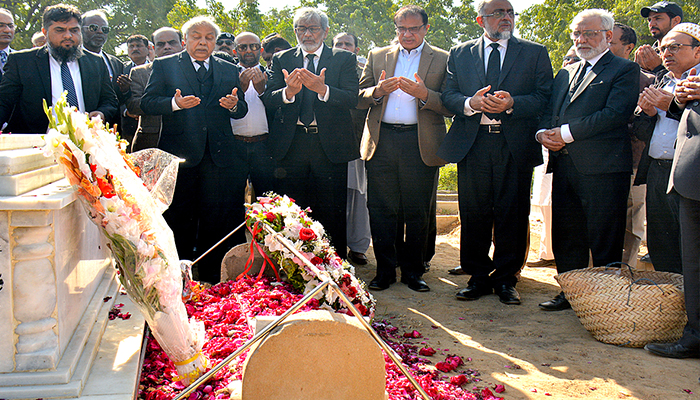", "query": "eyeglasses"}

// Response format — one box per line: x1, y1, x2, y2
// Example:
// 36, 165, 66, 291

570, 30, 608, 40
483, 10, 517, 19
563, 56, 581, 62
395, 24, 426, 34
217, 39, 234, 46
0, 23, 15, 30
656, 43, 695, 54
86, 24, 109, 34
236, 43, 261, 51
294, 26, 323, 35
